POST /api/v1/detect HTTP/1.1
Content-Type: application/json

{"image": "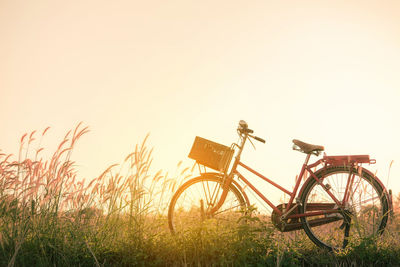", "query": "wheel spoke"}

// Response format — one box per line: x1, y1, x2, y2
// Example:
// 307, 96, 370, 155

201, 180, 211, 207
301, 166, 389, 251
169, 175, 247, 234
213, 203, 243, 215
